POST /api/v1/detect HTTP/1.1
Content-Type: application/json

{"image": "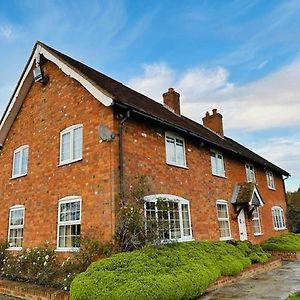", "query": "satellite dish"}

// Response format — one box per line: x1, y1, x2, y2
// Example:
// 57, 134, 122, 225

98, 125, 115, 141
